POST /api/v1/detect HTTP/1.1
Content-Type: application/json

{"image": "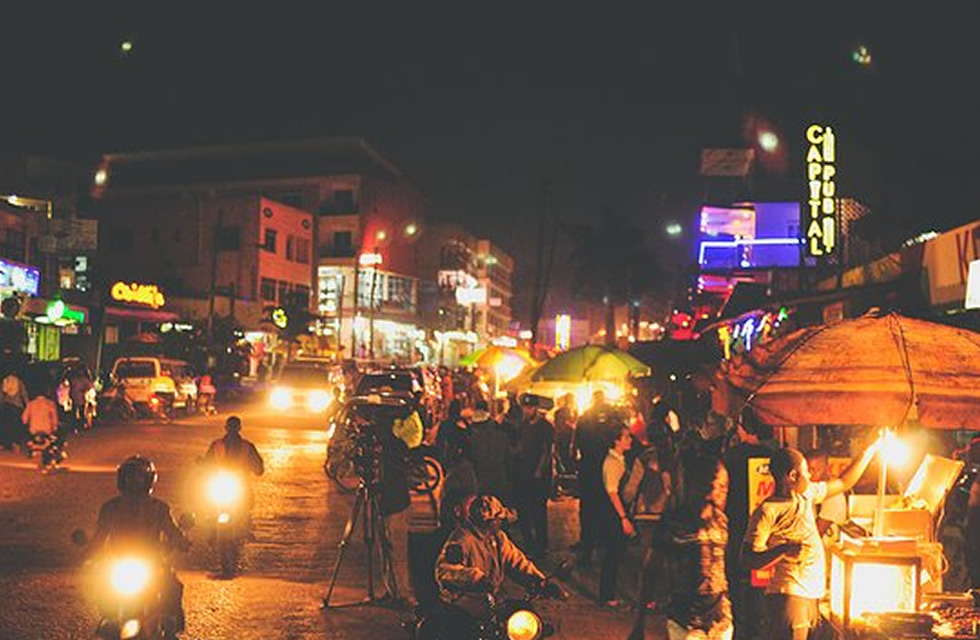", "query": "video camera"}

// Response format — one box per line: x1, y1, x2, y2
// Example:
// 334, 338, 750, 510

339, 395, 415, 486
